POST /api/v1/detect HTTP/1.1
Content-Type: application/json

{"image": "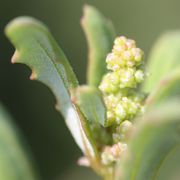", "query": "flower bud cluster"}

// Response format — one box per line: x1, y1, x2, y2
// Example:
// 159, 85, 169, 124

112, 120, 133, 143
99, 68, 144, 93
107, 36, 143, 70
99, 36, 146, 166
99, 36, 145, 126
101, 142, 127, 165
104, 92, 144, 126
